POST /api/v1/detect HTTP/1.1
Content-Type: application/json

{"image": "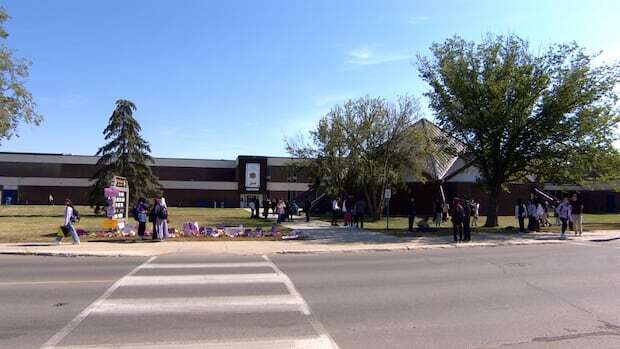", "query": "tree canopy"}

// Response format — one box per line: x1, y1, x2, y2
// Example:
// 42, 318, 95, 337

418, 34, 620, 226
89, 99, 161, 210
287, 95, 427, 218
0, 8, 41, 143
